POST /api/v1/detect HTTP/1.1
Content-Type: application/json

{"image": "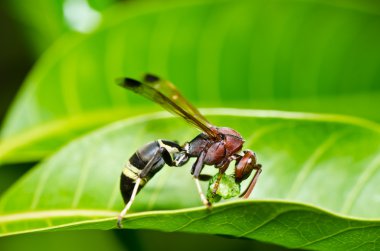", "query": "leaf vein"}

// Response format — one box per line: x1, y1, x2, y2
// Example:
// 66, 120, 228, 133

299, 225, 380, 249
104, 29, 129, 105
31, 165, 55, 210
60, 53, 82, 114
172, 205, 242, 232
72, 143, 96, 208
287, 131, 346, 198
245, 123, 287, 147
340, 152, 380, 214
238, 209, 305, 238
